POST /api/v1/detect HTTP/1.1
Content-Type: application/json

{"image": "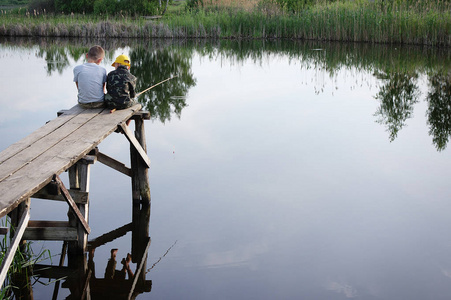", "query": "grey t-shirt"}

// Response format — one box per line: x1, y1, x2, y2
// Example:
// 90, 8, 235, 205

73, 63, 107, 104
